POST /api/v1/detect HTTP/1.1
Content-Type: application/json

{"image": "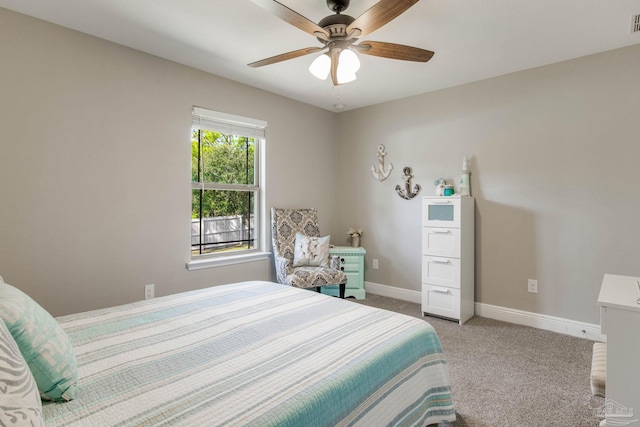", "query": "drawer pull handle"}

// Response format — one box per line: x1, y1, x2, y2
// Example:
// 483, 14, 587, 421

431, 286, 450, 294
429, 258, 450, 264
340, 258, 345, 263
429, 229, 450, 234
340, 267, 344, 271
